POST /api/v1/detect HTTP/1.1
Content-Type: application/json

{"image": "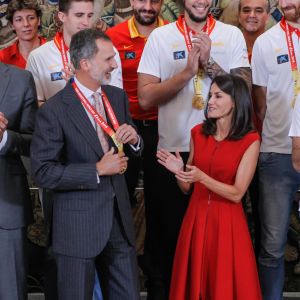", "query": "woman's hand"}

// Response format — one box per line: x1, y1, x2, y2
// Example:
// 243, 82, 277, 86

157, 149, 184, 174
176, 164, 204, 183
